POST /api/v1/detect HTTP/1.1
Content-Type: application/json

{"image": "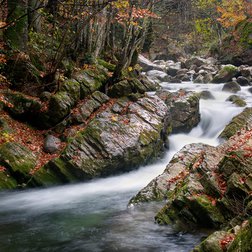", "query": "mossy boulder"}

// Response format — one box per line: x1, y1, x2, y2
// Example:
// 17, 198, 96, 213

226, 95, 247, 107
73, 68, 108, 98
54, 95, 171, 179
219, 107, 252, 140
3, 90, 42, 117
97, 59, 116, 71
193, 231, 230, 252
59, 79, 81, 103
0, 142, 36, 186
71, 91, 109, 124
108, 77, 158, 98
40, 91, 75, 127
212, 65, 238, 83
157, 90, 200, 133
228, 218, 252, 252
